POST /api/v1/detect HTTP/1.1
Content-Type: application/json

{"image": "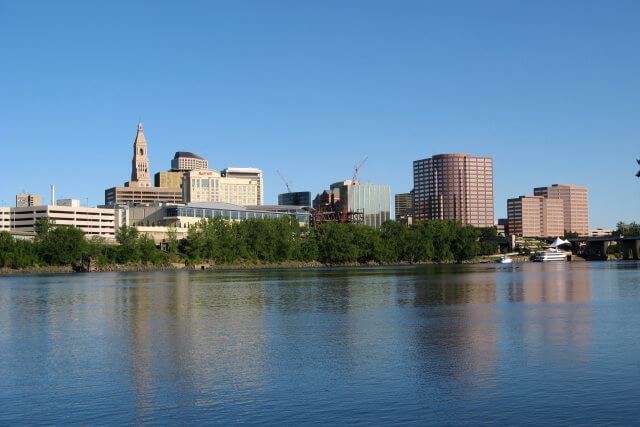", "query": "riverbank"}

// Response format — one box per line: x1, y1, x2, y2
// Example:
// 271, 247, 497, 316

0, 259, 496, 276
